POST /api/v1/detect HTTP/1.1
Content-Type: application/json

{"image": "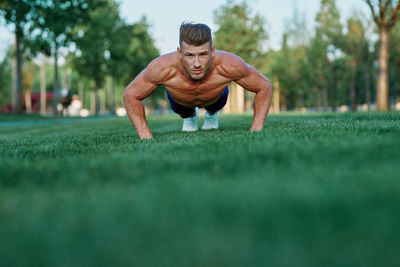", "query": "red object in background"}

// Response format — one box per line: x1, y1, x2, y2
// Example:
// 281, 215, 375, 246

0, 105, 12, 113
0, 92, 55, 113
24, 92, 55, 113
23, 92, 55, 113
